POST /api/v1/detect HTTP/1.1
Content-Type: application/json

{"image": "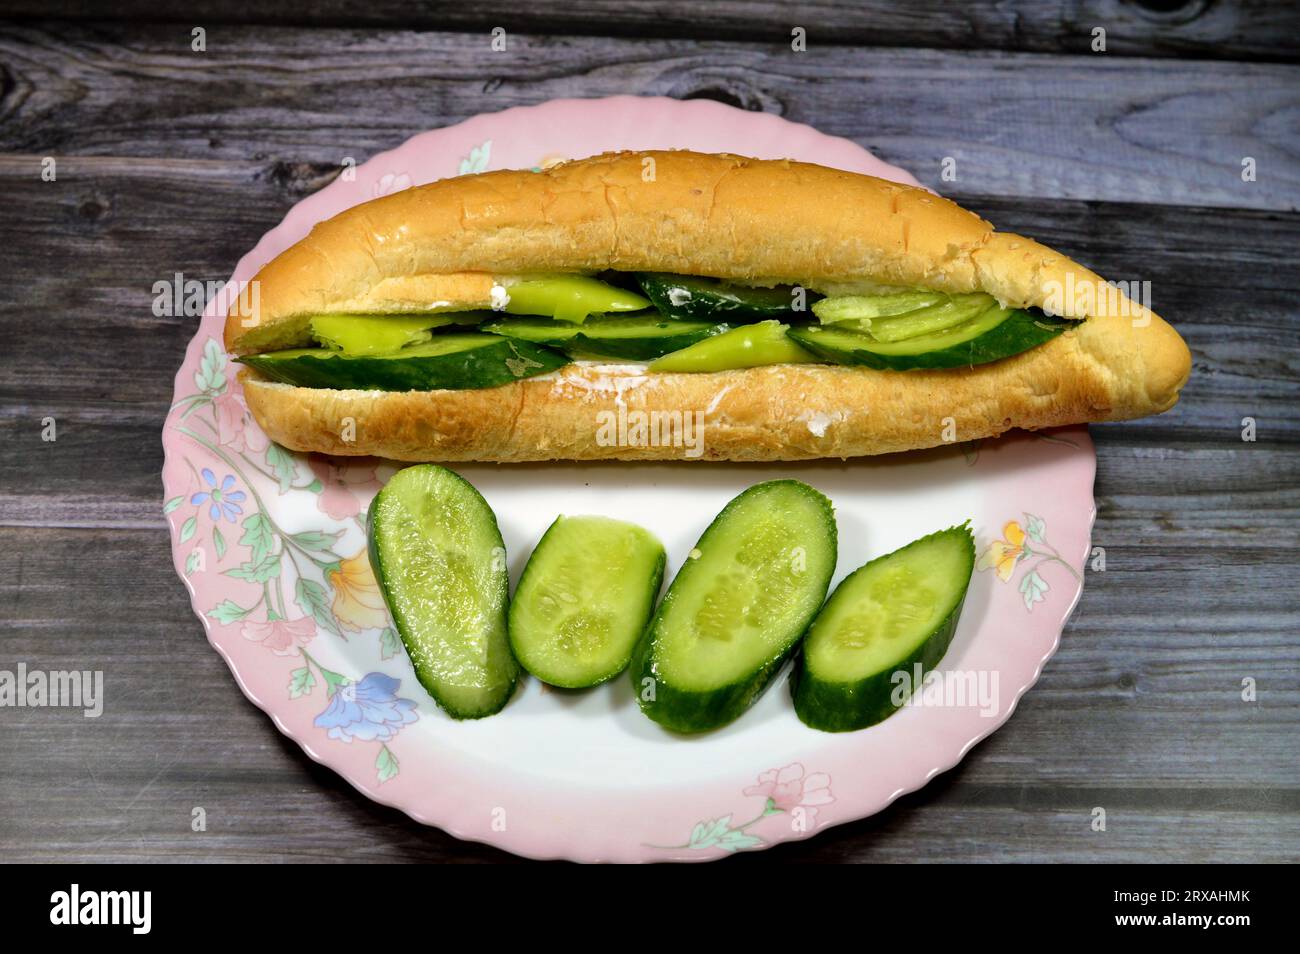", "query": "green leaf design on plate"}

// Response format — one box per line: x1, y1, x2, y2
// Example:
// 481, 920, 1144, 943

238, 512, 274, 564
212, 525, 227, 560
714, 829, 763, 852
195, 338, 227, 395
224, 553, 281, 583
179, 515, 197, 543
291, 530, 343, 554
208, 599, 249, 624
163, 495, 185, 514
184, 549, 202, 576
265, 443, 296, 493
1025, 513, 1046, 543
288, 666, 316, 699
379, 627, 401, 661
376, 745, 399, 784
295, 577, 341, 637
1019, 569, 1049, 610
687, 816, 733, 850
321, 668, 349, 697
459, 140, 491, 175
